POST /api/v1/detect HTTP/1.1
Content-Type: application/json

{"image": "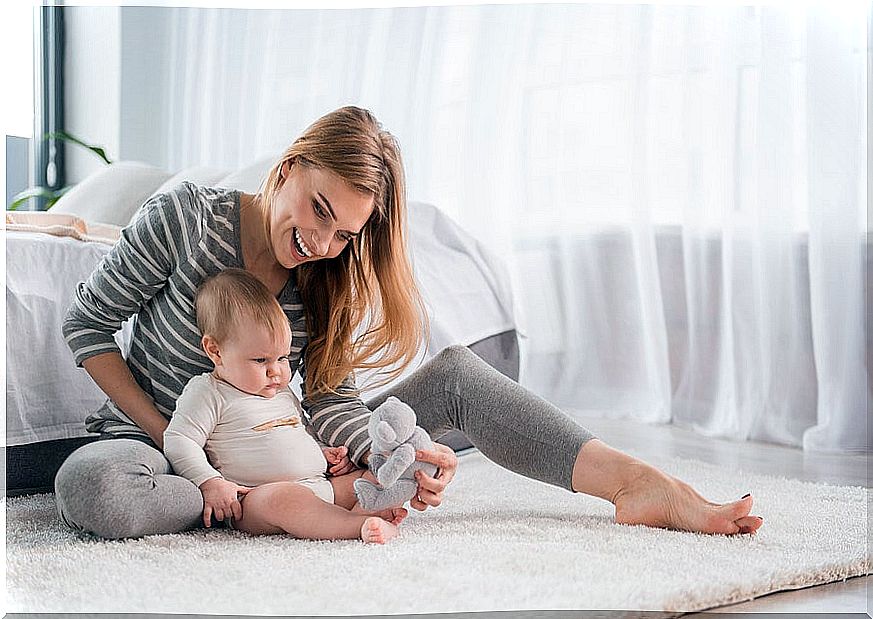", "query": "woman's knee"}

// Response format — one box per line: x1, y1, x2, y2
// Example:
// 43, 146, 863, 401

431, 344, 494, 391
54, 439, 190, 539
